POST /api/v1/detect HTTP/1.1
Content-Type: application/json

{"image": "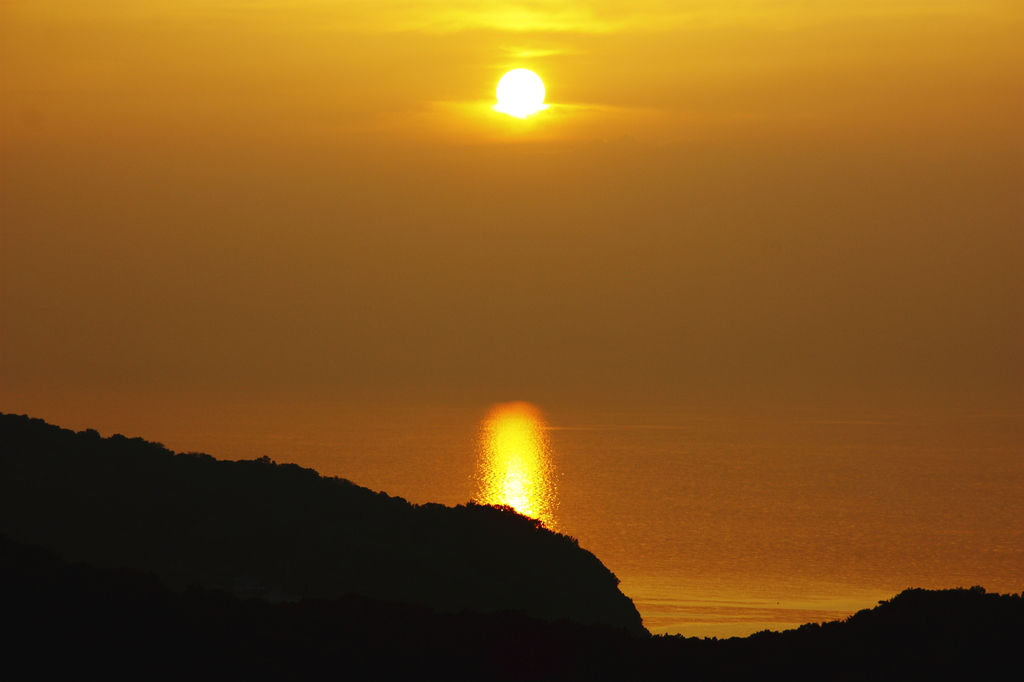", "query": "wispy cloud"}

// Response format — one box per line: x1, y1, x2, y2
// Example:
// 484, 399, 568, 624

309, 1, 1010, 34
44, 1, 1006, 36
